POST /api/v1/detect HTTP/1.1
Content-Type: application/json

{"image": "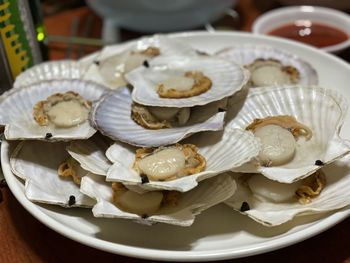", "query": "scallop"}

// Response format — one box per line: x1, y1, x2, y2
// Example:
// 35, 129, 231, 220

90, 87, 228, 147
80, 172, 236, 226
9, 140, 95, 207
216, 45, 318, 87
13, 60, 87, 89
126, 55, 249, 108
0, 79, 107, 141
253, 124, 297, 166
105, 127, 260, 192
226, 85, 350, 183
225, 155, 350, 226
83, 34, 198, 90
133, 144, 206, 182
